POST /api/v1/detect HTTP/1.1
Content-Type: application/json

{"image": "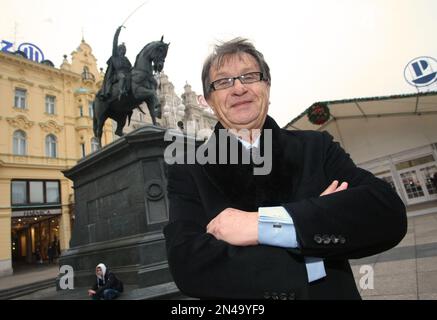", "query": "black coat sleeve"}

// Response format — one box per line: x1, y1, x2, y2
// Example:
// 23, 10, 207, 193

164, 164, 308, 299
283, 131, 407, 259
95, 273, 119, 296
